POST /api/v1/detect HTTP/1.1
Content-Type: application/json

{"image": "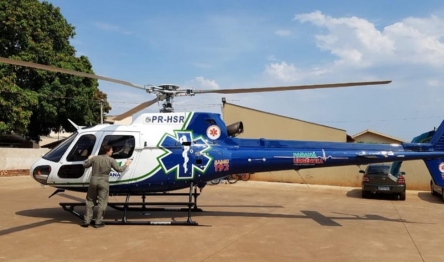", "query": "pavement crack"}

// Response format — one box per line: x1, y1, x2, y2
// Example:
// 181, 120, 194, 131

391, 201, 425, 262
